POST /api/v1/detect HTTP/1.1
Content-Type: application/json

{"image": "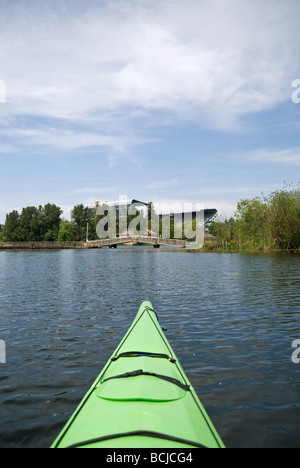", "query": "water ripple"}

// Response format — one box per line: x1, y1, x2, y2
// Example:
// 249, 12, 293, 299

0, 249, 299, 447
